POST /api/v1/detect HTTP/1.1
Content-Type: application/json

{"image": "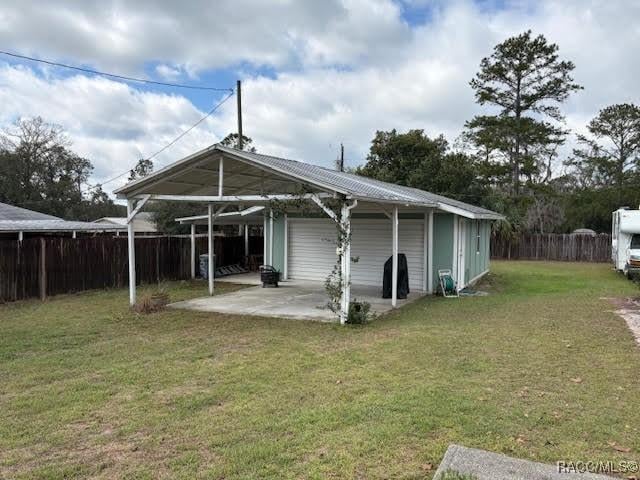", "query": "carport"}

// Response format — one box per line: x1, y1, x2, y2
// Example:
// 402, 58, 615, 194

114, 144, 502, 323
